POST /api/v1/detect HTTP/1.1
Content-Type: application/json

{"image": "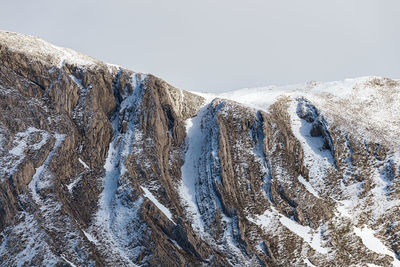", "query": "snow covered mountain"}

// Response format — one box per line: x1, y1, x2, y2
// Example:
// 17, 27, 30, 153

0, 30, 400, 266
